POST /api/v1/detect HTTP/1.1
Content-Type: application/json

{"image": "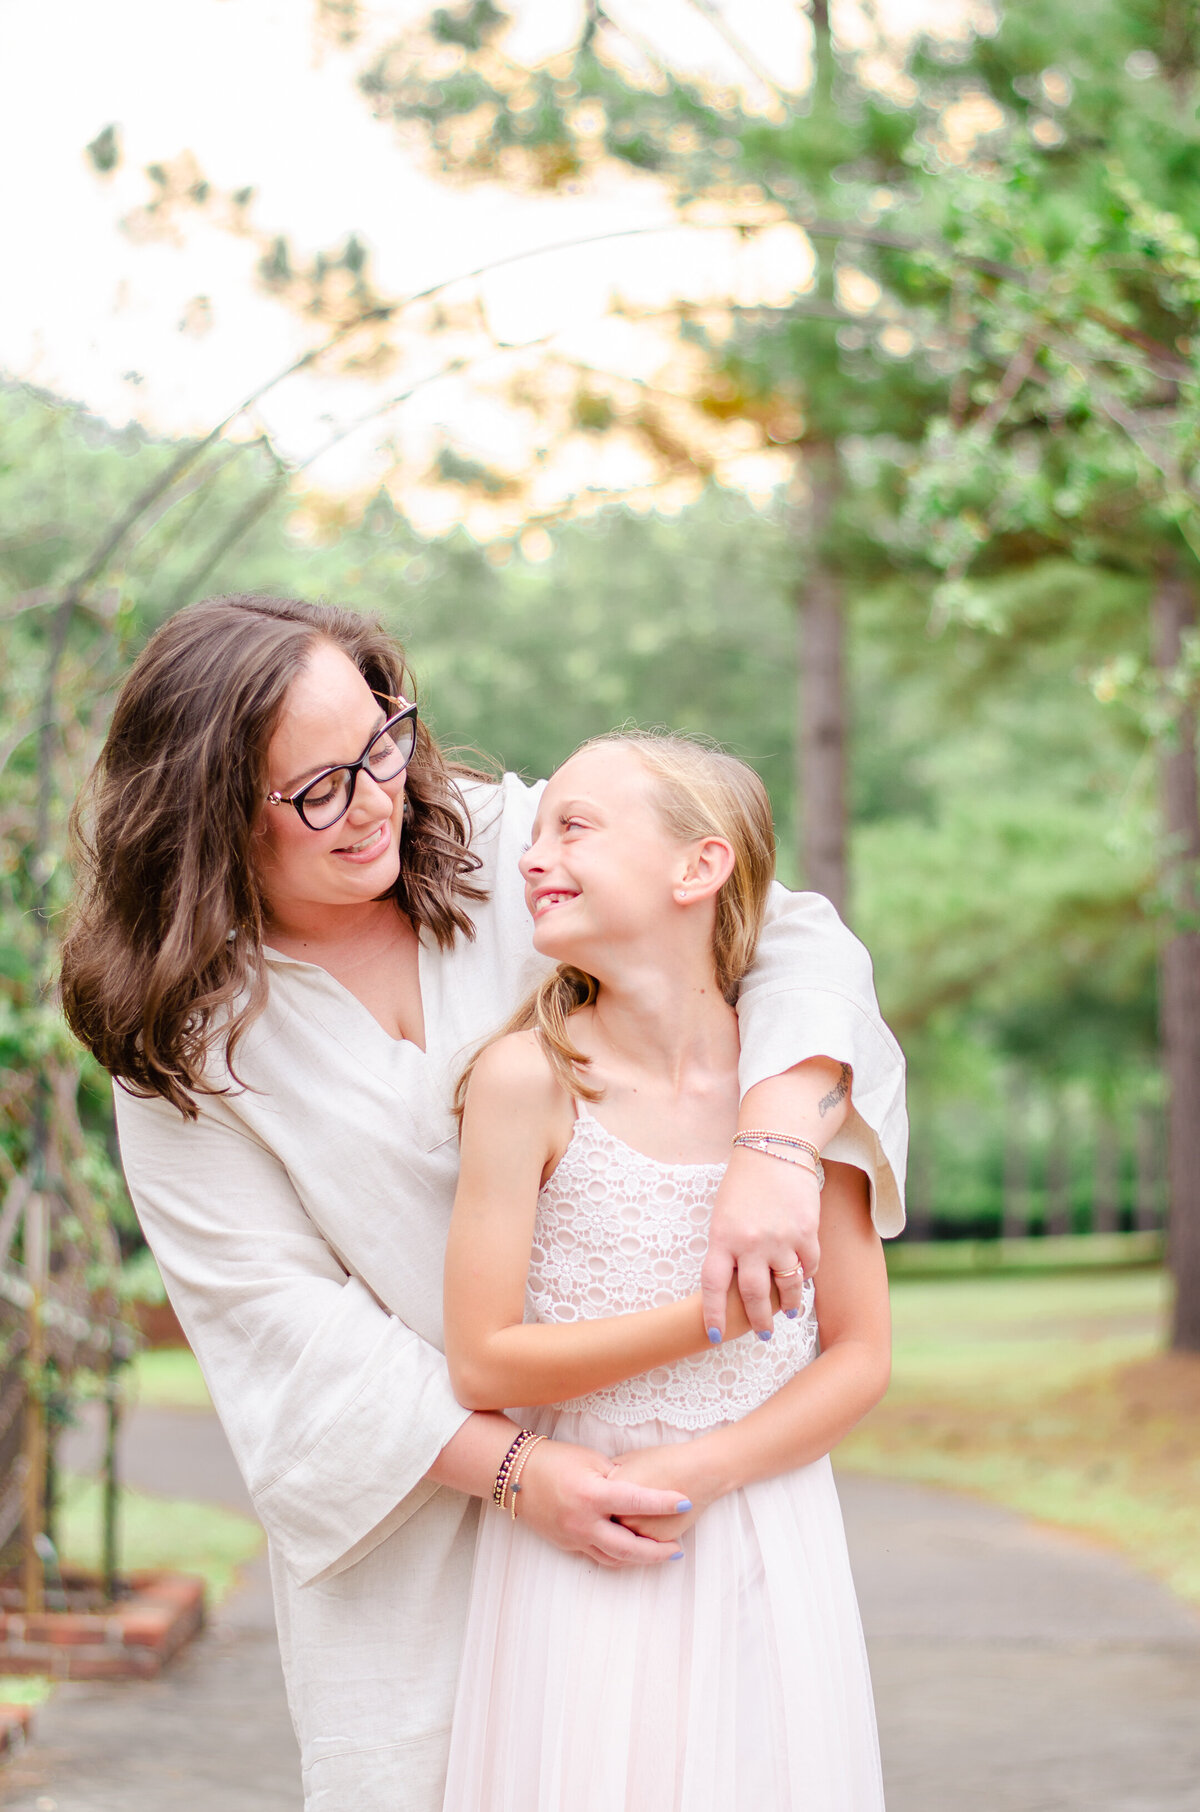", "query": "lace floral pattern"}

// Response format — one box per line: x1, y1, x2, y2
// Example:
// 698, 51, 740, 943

525, 1111, 818, 1431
